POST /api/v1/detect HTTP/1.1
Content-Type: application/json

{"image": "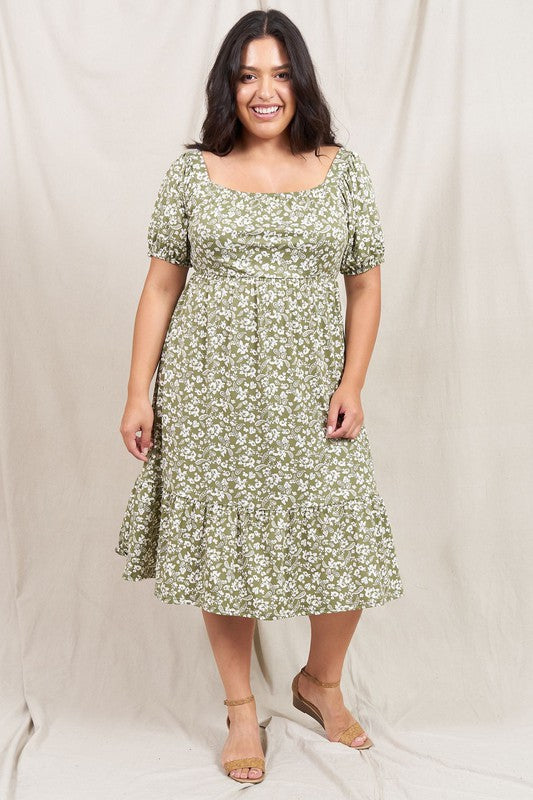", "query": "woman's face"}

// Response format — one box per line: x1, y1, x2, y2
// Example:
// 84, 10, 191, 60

234, 36, 296, 141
